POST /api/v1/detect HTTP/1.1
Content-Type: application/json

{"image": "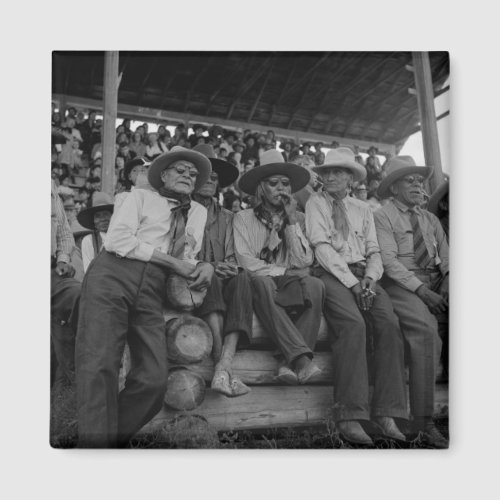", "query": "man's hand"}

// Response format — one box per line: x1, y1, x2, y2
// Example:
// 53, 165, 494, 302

214, 262, 239, 279
439, 274, 449, 302
171, 260, 197, 278
55, 261, 75, 278
359, 277, 376, 311
189, 262, 214, 291
416, 284, 448, 315
280, 194, 298, 225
